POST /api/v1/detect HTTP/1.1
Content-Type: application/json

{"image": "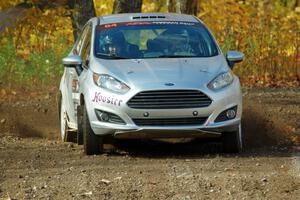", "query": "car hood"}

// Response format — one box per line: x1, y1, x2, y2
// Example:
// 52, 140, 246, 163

91, 55, 228, 90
